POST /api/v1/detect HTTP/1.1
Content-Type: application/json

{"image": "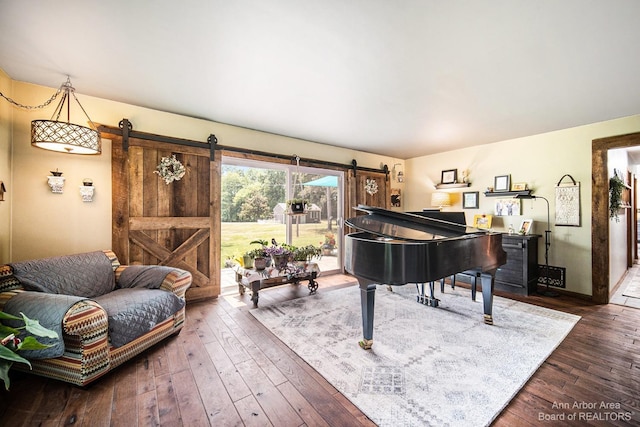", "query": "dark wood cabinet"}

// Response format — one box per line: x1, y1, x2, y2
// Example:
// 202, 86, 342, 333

455, 233, 540, 296
494, 234, 540, 295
